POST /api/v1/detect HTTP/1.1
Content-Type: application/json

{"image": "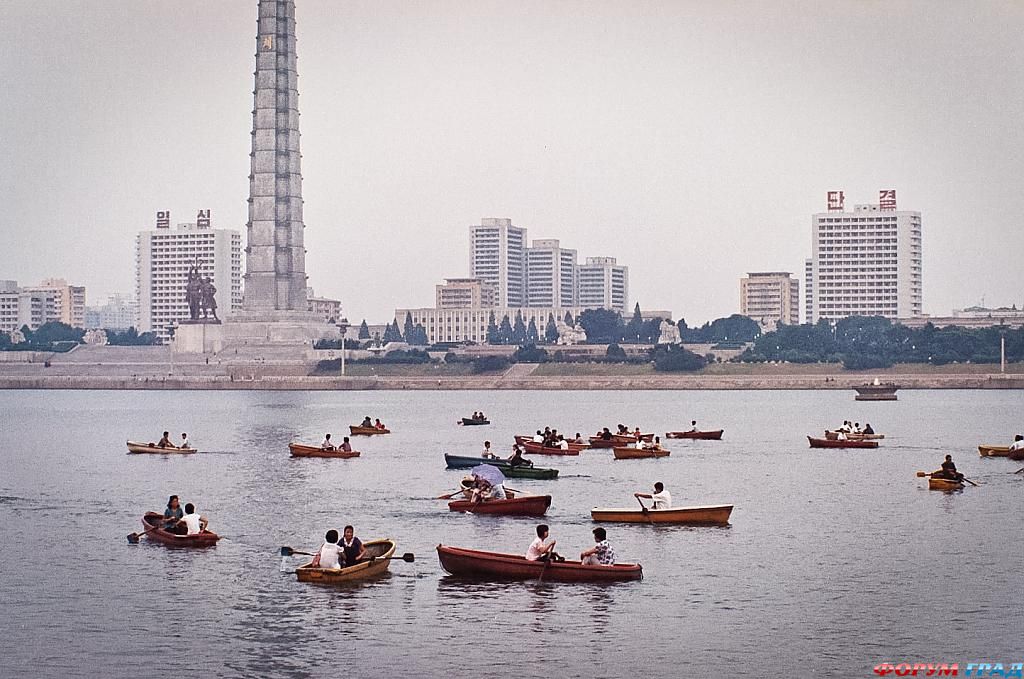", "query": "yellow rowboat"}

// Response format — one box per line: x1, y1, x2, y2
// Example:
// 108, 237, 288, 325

978, 445, 1010, 457
613, 446, 670, 460
126, 441, 197, 454
928, 477, 964, 491
591, 504, 733, 525
295, 538, 396, 584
